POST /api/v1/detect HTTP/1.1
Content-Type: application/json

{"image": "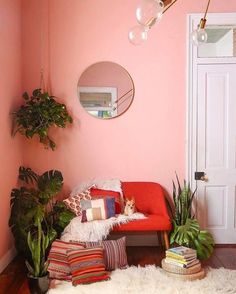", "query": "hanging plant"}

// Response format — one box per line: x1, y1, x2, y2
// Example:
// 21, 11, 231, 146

12, 89, 73, 150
